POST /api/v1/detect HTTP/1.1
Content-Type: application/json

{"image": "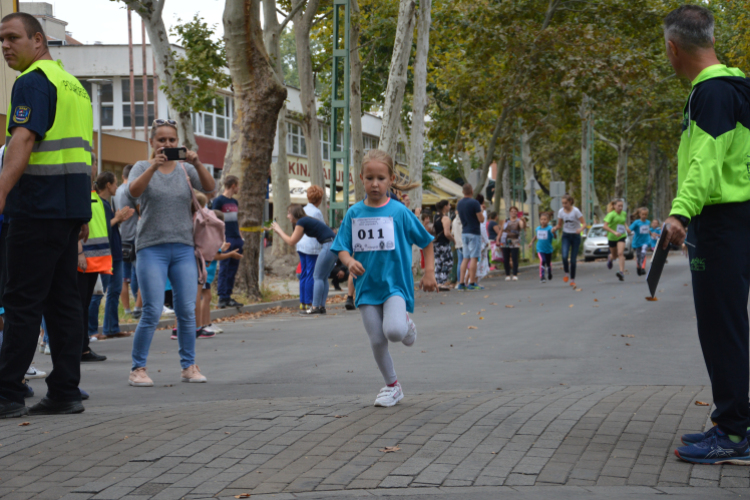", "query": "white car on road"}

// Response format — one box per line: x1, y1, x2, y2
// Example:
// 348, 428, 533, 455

583, 224, 633, 262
